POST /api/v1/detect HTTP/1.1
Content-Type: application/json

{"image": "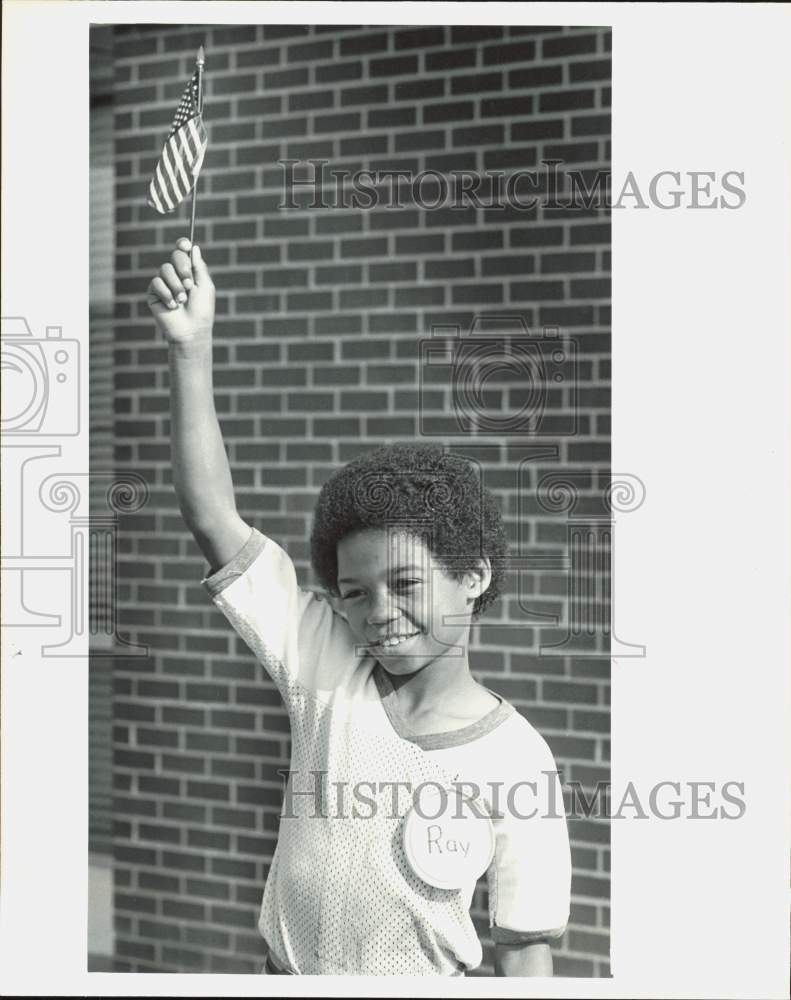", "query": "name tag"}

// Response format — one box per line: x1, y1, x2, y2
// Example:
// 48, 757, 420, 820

402, 784, 495, 890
